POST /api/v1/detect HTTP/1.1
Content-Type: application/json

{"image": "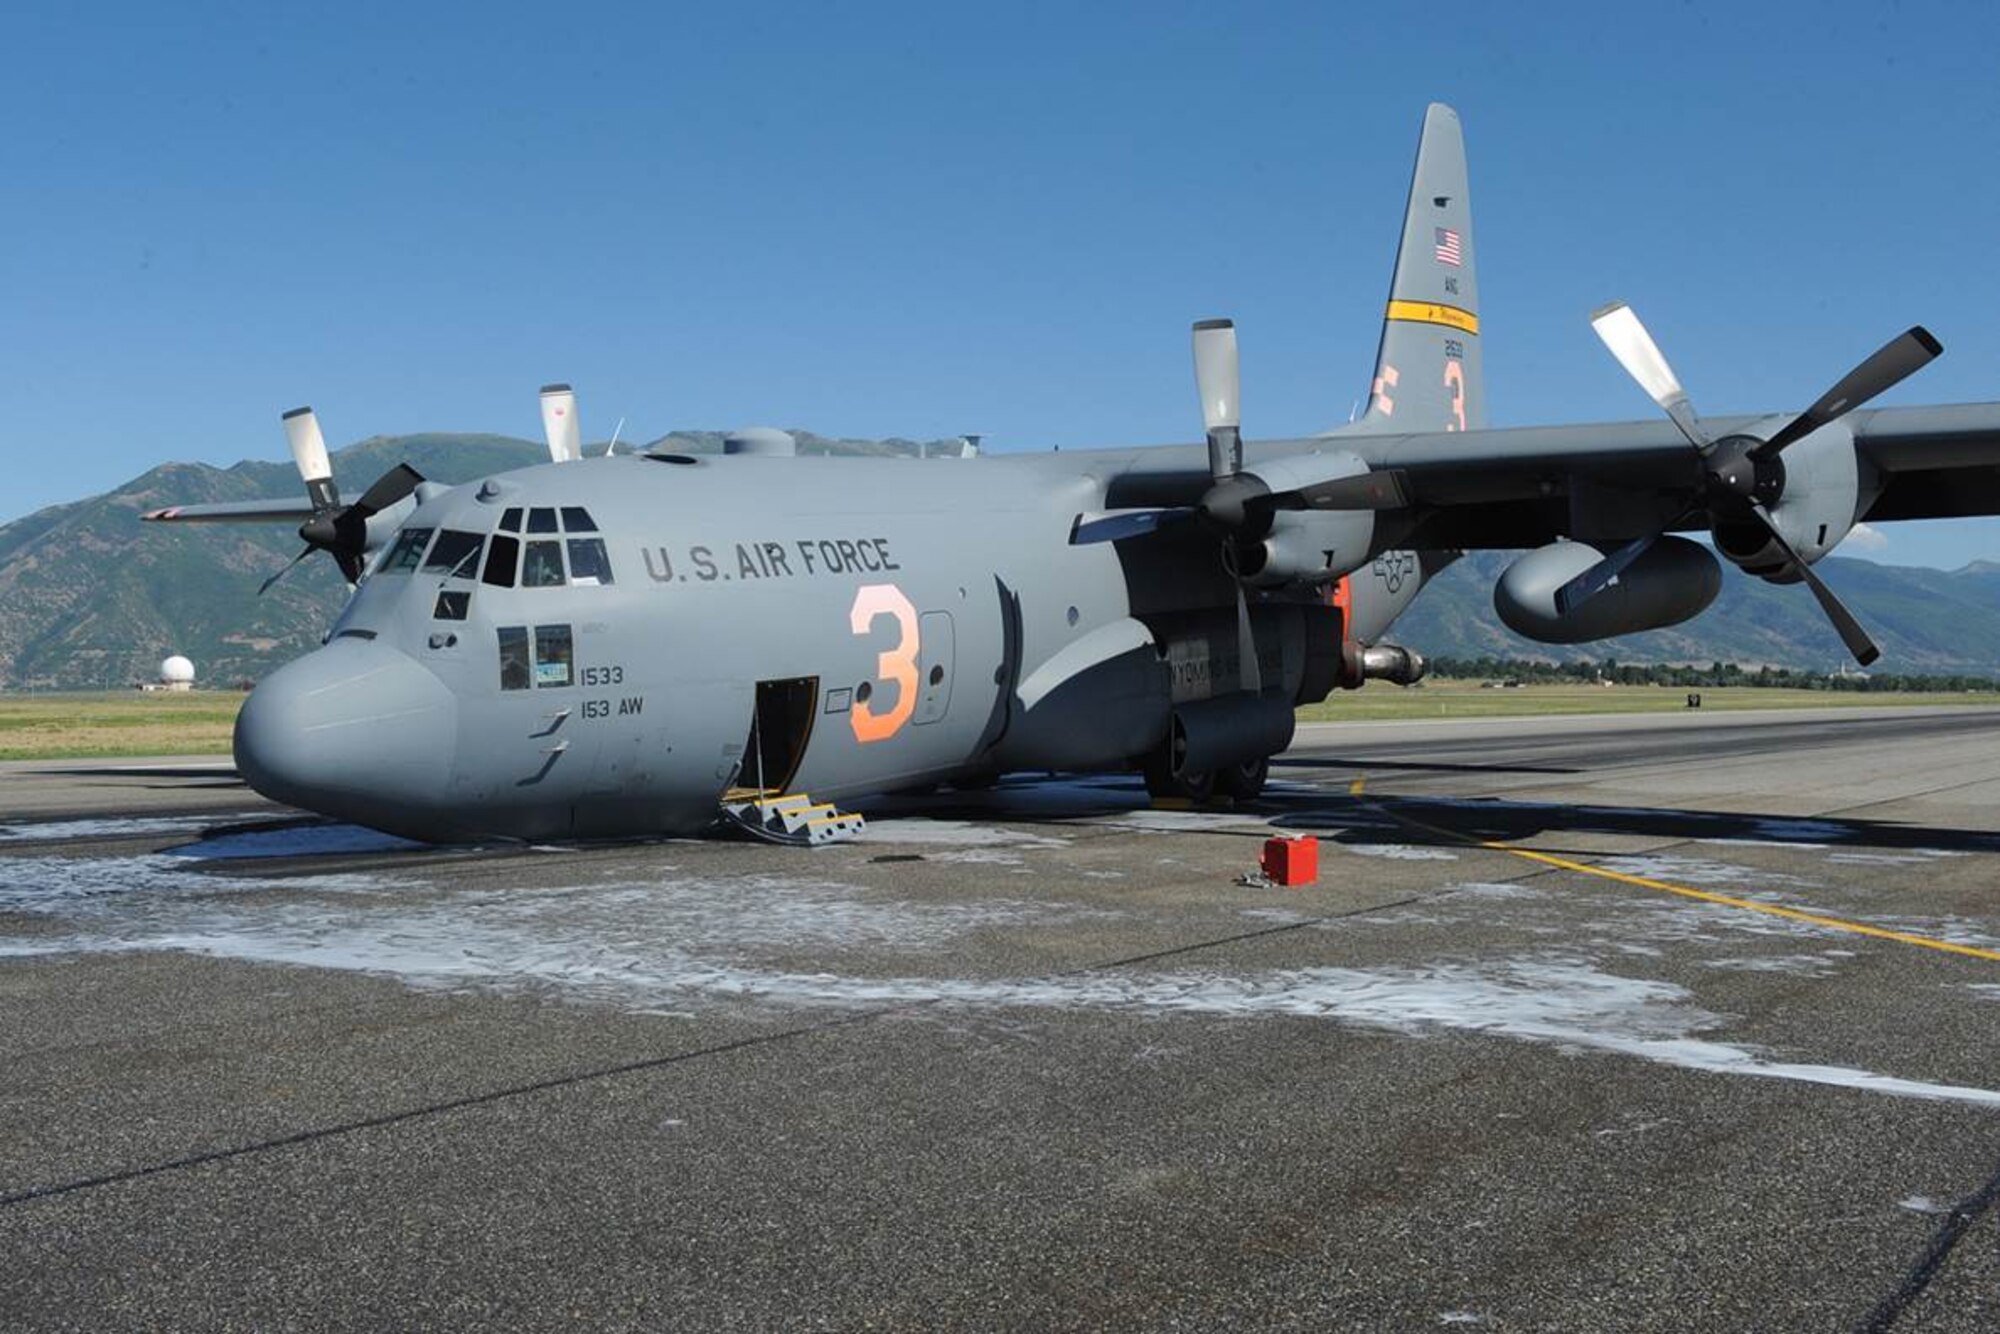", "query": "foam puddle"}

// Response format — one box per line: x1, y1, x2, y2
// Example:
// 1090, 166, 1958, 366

0, 815, 231, 844
7, 851, 2000, 1111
